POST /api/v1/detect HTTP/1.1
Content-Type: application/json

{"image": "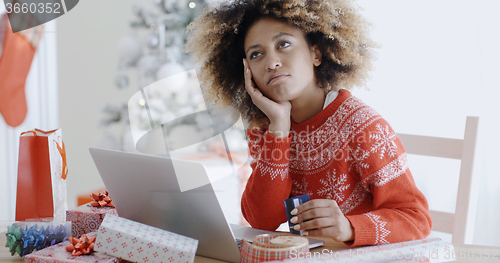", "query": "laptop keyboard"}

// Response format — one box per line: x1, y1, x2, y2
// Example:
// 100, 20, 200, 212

236, 238, 242, 249
236, 238, 252, 249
